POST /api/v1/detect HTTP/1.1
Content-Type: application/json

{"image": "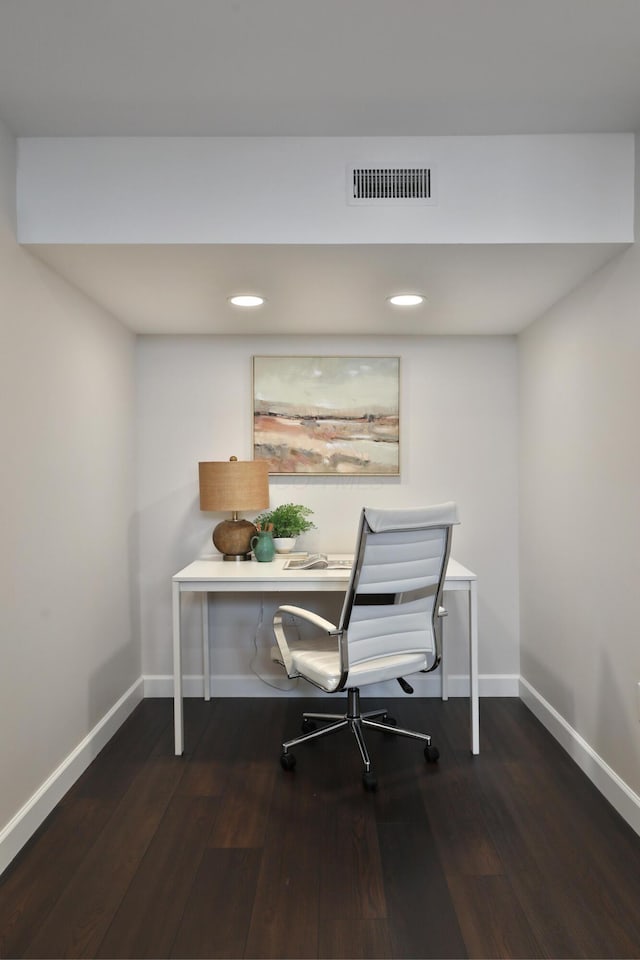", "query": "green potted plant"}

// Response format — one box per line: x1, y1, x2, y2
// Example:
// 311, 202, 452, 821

253, 502, 316, 553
